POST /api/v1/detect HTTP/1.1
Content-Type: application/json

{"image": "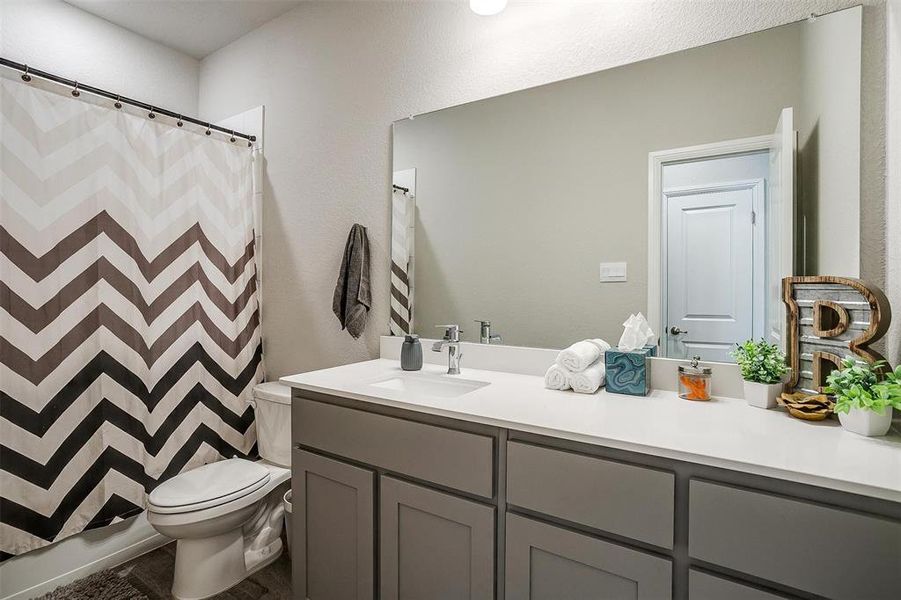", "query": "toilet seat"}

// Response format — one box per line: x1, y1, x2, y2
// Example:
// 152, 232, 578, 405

148, 458, 270, 515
